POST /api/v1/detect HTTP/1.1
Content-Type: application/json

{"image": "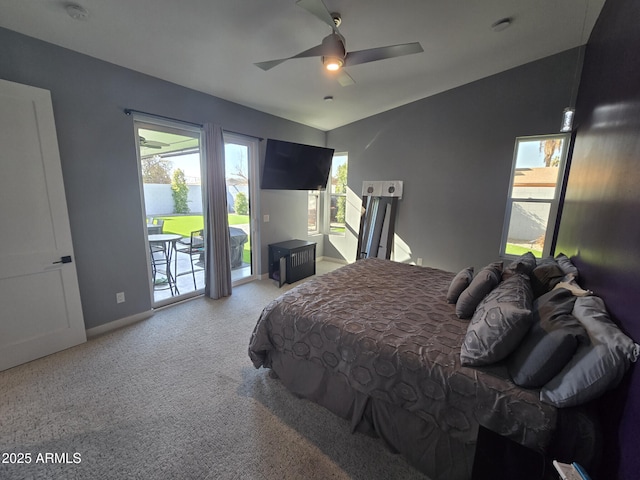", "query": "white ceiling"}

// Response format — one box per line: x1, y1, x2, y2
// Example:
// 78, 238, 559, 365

0, 0, 604, 131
